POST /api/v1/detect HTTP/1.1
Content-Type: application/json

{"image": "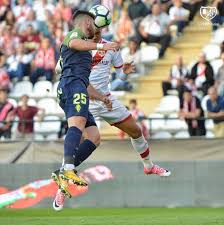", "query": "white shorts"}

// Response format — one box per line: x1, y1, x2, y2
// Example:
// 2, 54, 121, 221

89, 95, 131, 125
